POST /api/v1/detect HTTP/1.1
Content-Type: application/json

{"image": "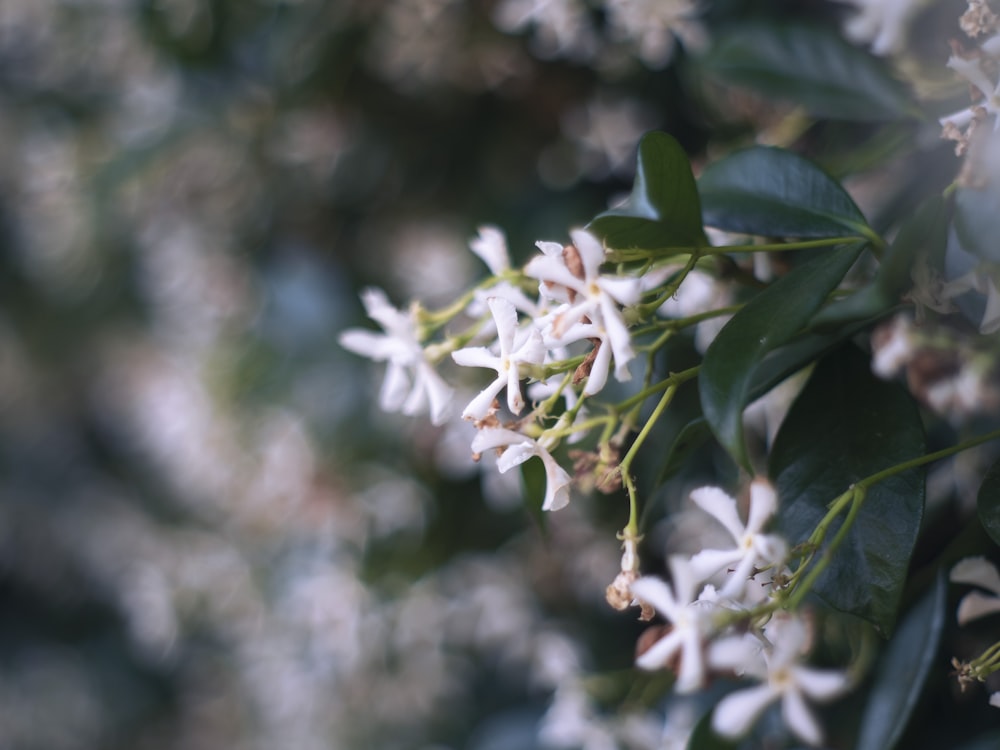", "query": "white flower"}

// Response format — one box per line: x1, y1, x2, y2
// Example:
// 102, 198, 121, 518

468, 225, 540, 317
940, 51, 1000, 135
687, 480, 788, 600
630, 557, 718, 692
452, 297, 547, 419
711, 614, 848, 746
832, 0, 924, 56
471, 426, 572, 510
604, 0, 707, 68
526, 228, 641, 392
951, 556, 1000, 625
339, 287, 454, 425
